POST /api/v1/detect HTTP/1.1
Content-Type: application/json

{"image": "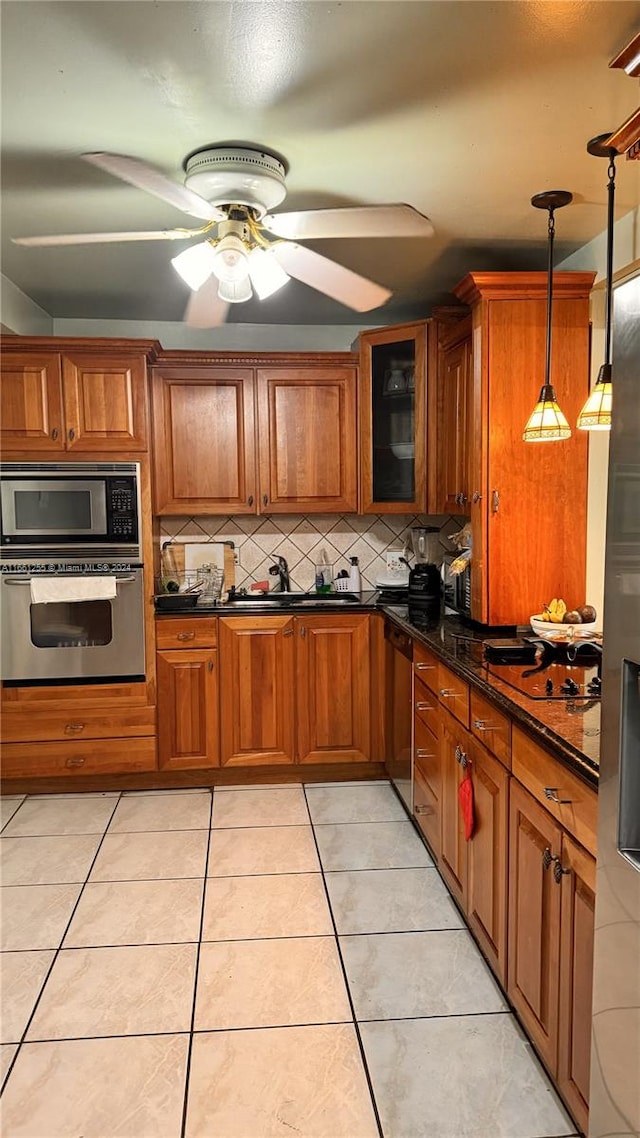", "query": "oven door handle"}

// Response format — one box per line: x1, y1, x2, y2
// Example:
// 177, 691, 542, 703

2, 574, 139, 584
